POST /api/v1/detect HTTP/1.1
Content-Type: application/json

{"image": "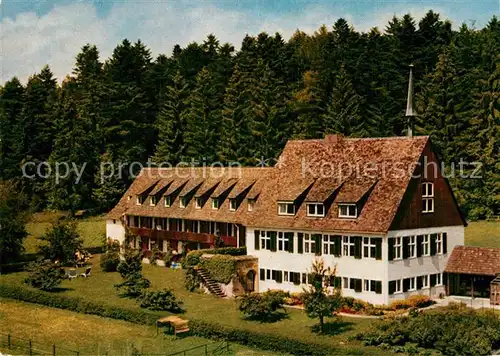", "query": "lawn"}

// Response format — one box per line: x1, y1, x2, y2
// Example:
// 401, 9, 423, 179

0, 255, 382, 354
24, 212, 106, 254
464, 220, 500, 248
0, 298, 271, 356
